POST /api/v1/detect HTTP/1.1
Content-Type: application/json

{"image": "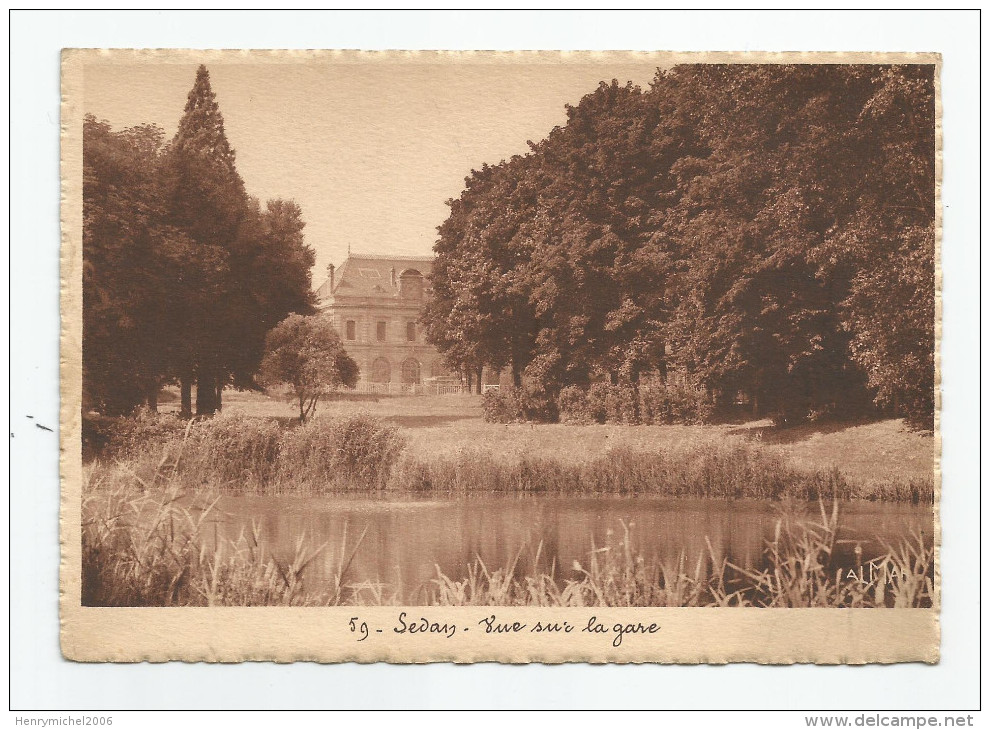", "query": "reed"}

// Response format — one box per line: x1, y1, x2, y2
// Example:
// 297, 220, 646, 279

81, 465, 370, 606
88, 411, 934, 501
390, 443, 894, 501
83, 455, 936, 607
424, 504, 935, 608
